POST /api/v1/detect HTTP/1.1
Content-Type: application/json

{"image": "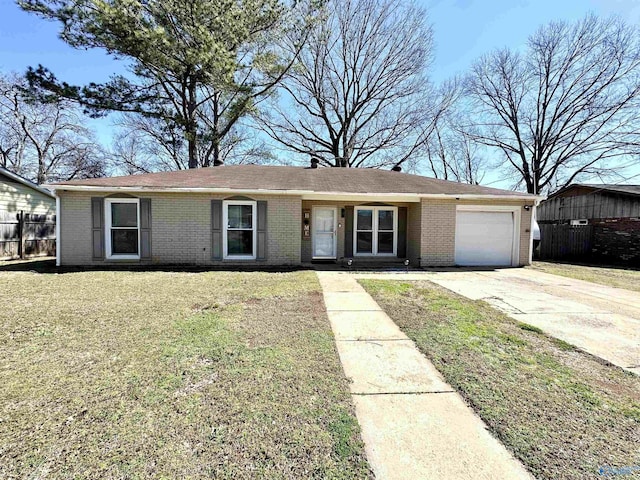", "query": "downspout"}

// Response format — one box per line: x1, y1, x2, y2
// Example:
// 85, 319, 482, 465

55, 190, 60, 267
529, 199, 541, 265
